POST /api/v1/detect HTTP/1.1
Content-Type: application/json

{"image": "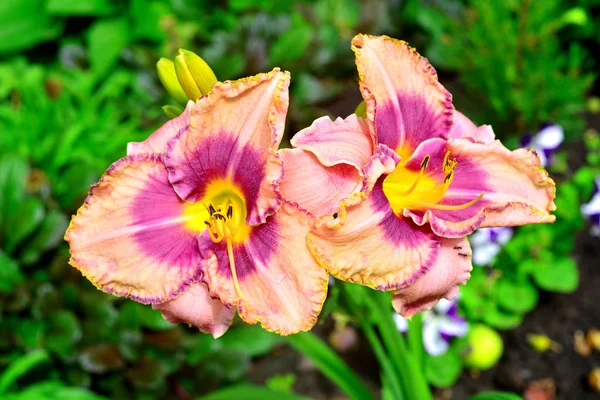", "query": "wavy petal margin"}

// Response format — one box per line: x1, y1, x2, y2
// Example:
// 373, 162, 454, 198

127, 101, 193, 156
65, 155, 203, 304
201, 201, 328, 335
392, 237, 472, 317
351, 34, 454, 157
403, 138, 556, 238
278, 148, 362, 216
152, 282, 235, 338
449, 110, 495, 144
165, 69, 289, 225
